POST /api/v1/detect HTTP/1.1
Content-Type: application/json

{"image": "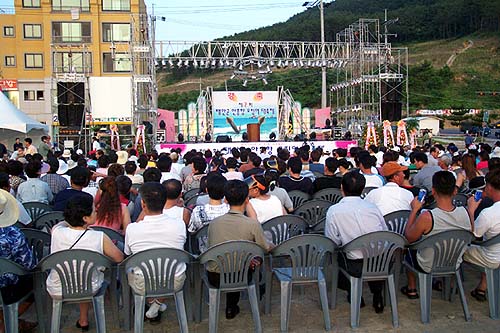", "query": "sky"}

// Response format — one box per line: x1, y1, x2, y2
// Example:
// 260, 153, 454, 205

0, 0, 310, 41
